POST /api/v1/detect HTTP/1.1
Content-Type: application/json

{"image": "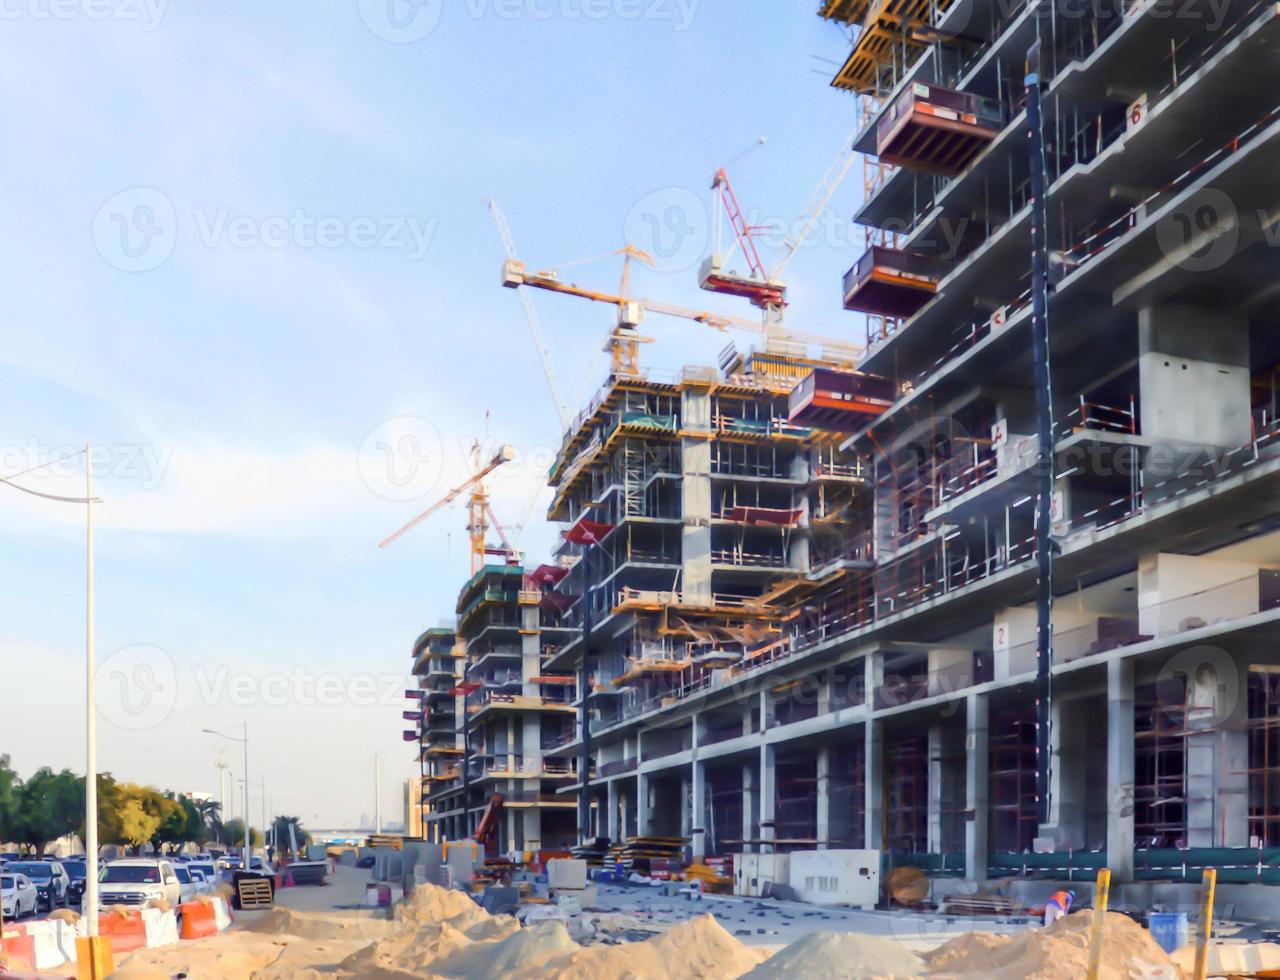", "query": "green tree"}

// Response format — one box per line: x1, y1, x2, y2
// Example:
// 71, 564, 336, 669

110, 784, 164, 854
0, 755, 18, 845
11, 768, 81, 856
222, 818, 262, 848
270, 815, 311, 857
193, 799, 222, 846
